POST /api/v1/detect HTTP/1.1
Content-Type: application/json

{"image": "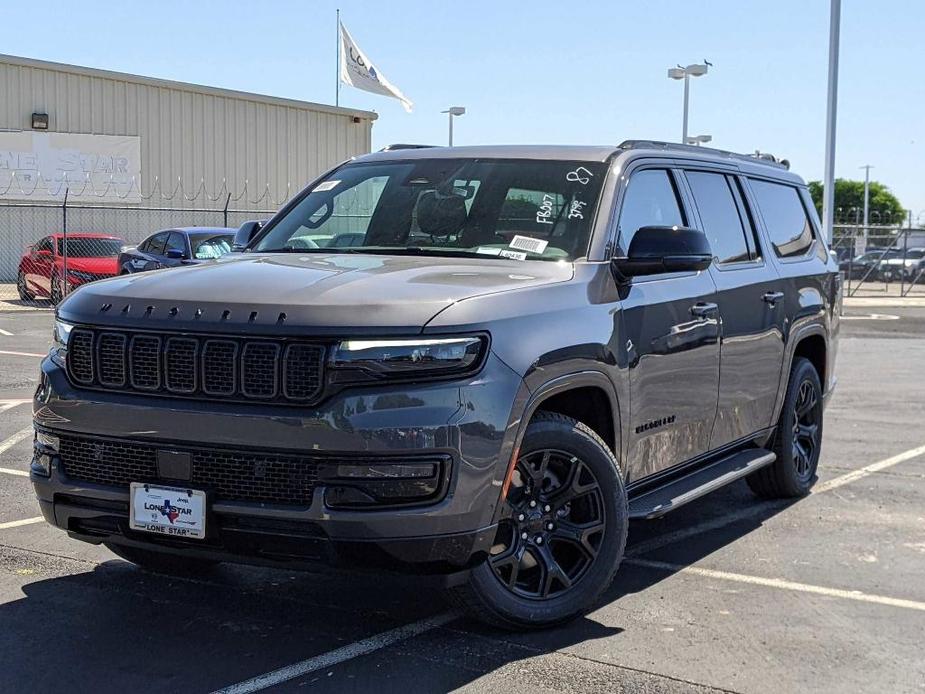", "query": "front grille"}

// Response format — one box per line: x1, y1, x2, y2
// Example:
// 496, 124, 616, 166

57, 434, 320, 506
67, 328, 325, 404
